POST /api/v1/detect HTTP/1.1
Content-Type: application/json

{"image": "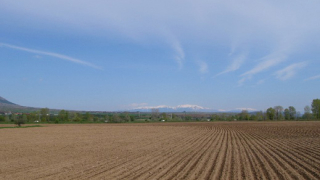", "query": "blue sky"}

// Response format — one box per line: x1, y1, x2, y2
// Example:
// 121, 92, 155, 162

0, 0, 319, 112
